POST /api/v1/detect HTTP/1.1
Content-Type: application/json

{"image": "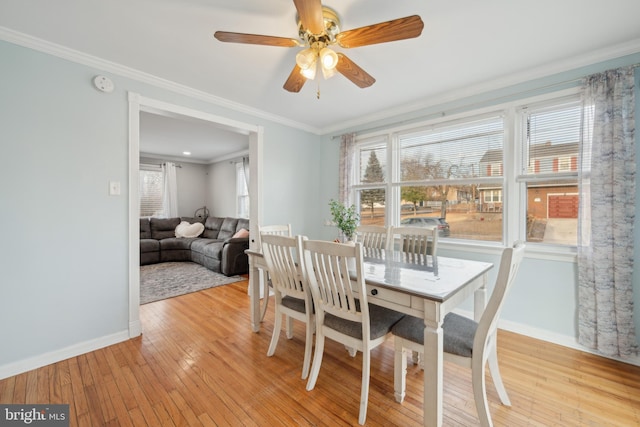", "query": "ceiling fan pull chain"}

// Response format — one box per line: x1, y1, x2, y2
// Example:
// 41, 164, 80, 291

317, 82, 320, 99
